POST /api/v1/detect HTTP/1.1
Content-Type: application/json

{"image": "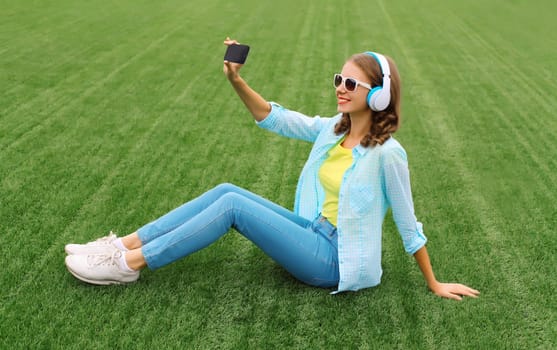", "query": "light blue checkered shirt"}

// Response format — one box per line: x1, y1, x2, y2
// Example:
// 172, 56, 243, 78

257, 103, 427, 293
